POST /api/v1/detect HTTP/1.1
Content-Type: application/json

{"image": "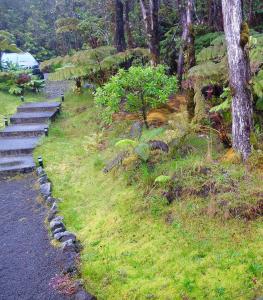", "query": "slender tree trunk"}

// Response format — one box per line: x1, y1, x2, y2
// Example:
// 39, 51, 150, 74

185, 0, 195, 70
177, 0, 195, 89
215, 0, 224, 31
248, 0, 254, 26
141, 93, 149, 128
208, 0, 213, 27
177, 1, 187, 88
185, 0, 196, 120
125, 1, 135, 49
115, 0, 126, 52
208, 0, 223, 31
140, 0, 160, 66
222, 0, 253, 161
